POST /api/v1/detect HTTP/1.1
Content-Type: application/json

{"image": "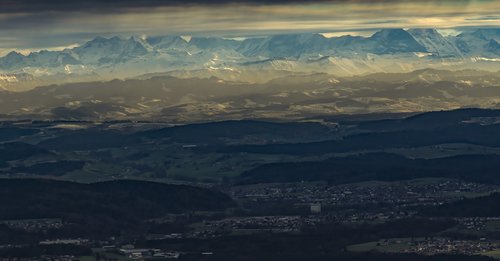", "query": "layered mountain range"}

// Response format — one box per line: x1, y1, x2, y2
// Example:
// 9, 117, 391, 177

1, 68, 500, 122
1, 28, 499, 91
